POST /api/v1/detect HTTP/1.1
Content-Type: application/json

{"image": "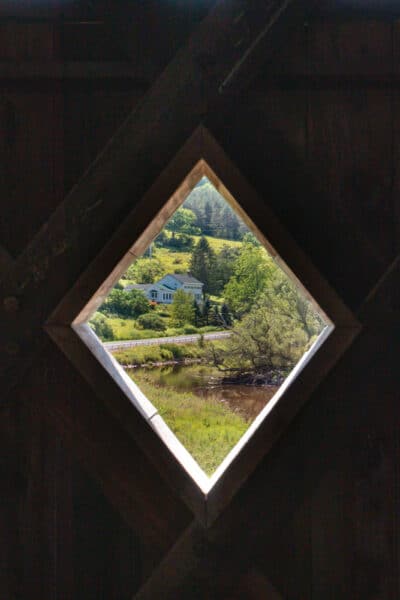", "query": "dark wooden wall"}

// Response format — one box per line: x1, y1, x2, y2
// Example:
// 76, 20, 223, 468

0, 3, 398, 598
